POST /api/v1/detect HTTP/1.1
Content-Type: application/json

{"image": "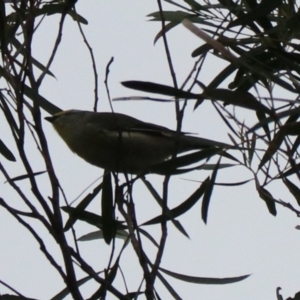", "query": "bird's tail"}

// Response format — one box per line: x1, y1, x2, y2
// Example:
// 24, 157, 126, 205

179, 134, 234, 151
